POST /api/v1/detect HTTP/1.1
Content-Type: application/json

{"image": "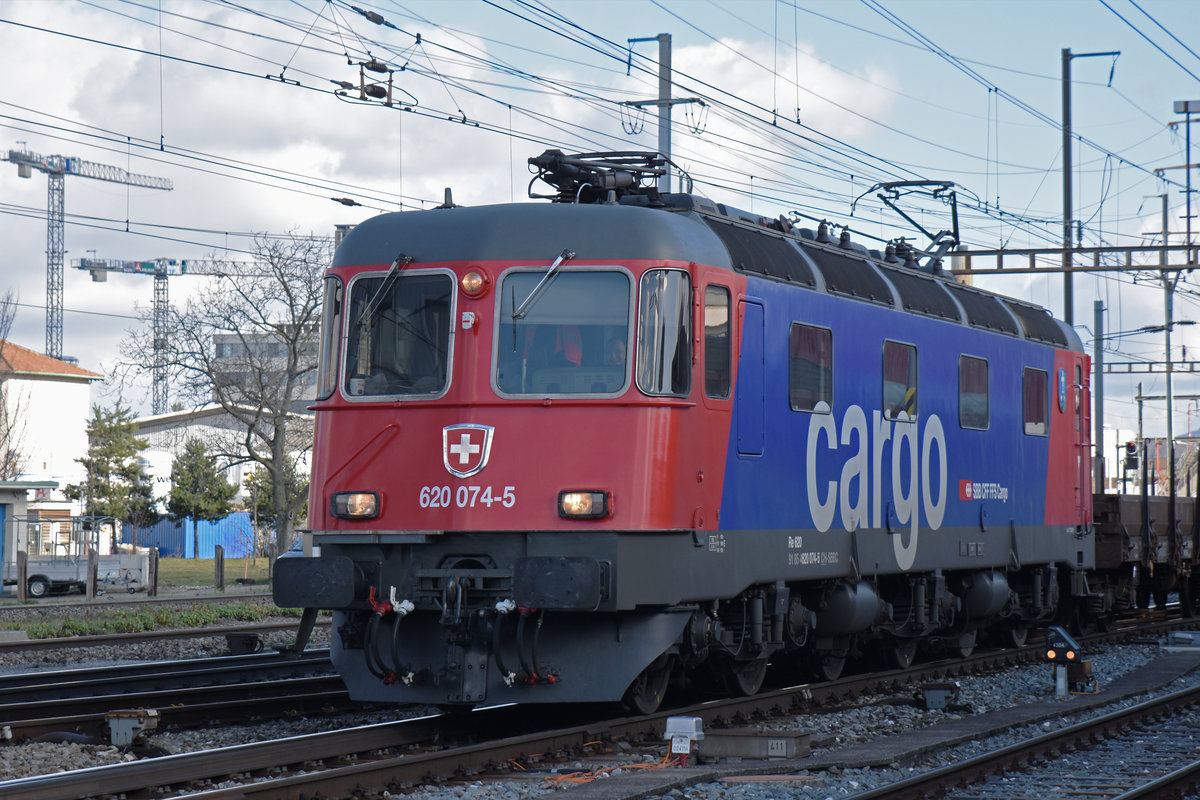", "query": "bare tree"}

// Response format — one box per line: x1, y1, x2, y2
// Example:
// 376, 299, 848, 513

118, 233, 327, 554
0, 290, 30, 480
